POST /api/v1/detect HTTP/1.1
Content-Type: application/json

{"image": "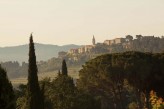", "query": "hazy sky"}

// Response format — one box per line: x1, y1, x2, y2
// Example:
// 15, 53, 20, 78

0, 0, 164, 46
